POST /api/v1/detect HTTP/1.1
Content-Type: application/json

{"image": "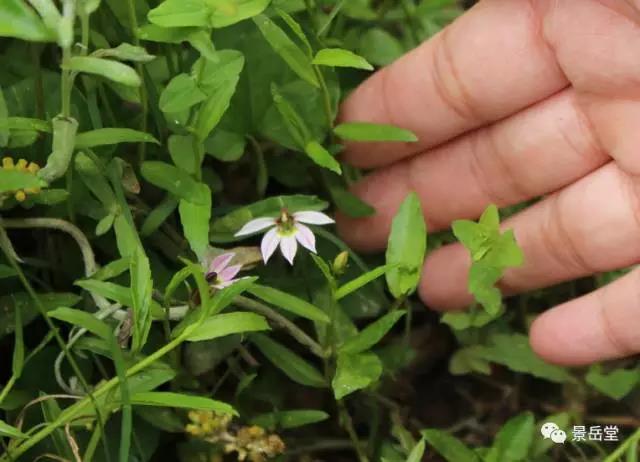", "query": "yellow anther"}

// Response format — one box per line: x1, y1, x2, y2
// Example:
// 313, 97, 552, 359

2, 157, 14, 169
16, 159, 28, 171
14, 190, 26, 202
27, 162, 40, 173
